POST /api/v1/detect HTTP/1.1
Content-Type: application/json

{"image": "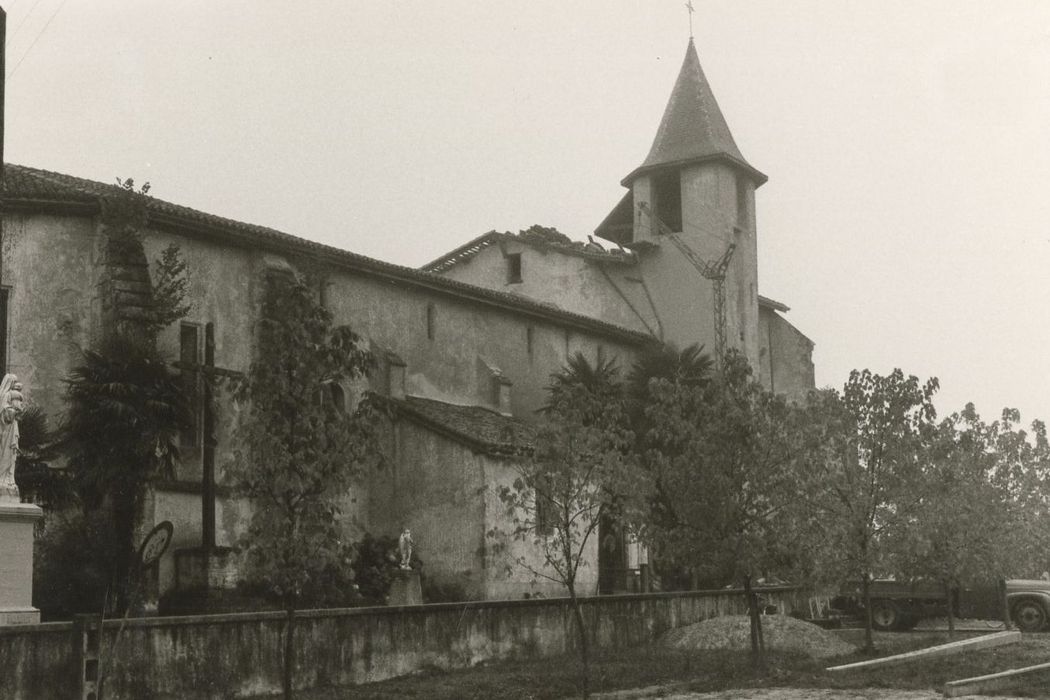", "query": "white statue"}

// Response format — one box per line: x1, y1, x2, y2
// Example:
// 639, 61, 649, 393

398, 527, 414, 570
0, 374, 25, 502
